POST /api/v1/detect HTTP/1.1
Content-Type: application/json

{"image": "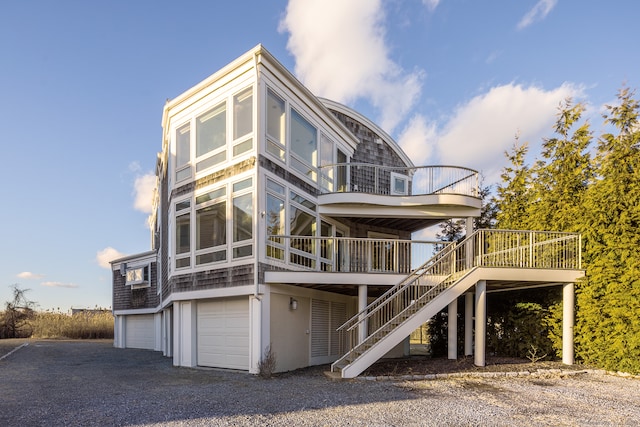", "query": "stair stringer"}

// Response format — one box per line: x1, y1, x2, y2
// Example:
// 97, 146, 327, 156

340, 268, 482, 379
